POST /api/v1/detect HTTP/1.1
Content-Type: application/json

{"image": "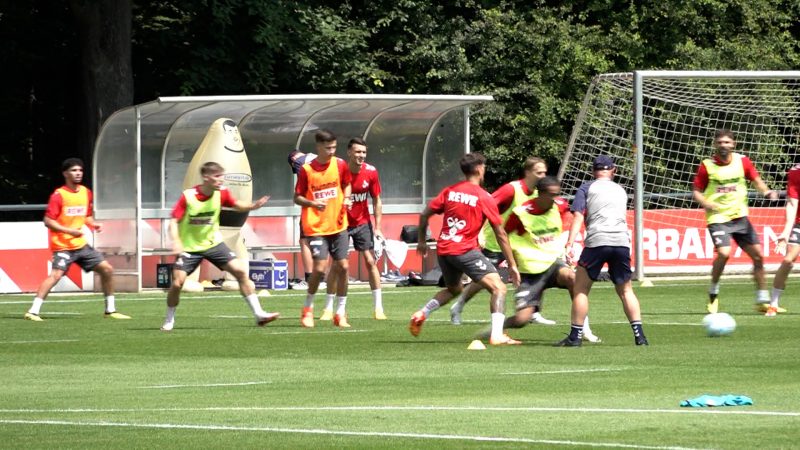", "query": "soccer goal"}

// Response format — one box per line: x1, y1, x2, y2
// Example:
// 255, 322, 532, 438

558, 71, 800, 279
